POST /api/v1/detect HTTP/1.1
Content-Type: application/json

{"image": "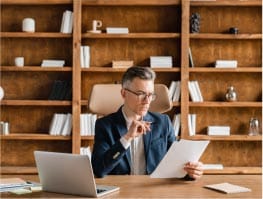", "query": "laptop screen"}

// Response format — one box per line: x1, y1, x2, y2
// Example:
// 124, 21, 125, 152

34, 151, 119, 197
